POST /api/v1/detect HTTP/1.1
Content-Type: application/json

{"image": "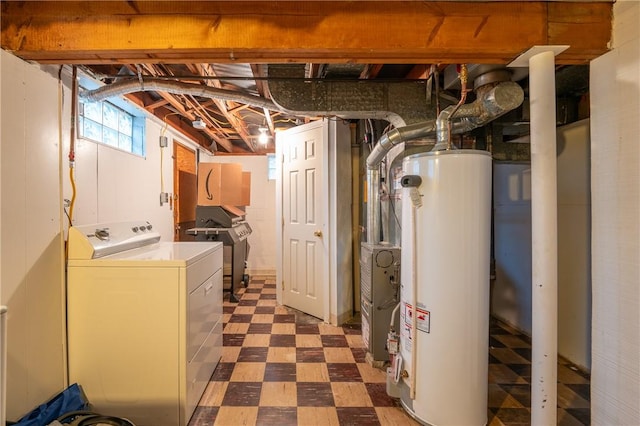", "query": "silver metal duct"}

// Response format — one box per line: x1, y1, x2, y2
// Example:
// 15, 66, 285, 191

365, 77, 524, 244
365, 122, 437, 244
366, 121, 437, 170
268, 64, 436, 128
433, 81, 525, 151
79, 79, 279, 111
